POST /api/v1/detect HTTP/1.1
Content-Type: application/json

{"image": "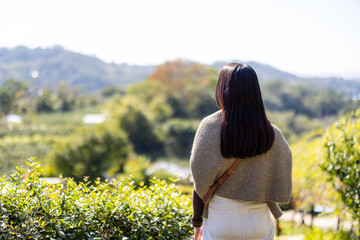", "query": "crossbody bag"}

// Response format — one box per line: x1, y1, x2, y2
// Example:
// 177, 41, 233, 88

202, 158, 242, 204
